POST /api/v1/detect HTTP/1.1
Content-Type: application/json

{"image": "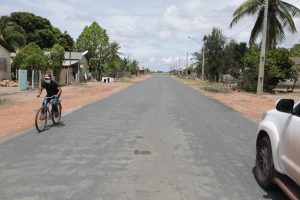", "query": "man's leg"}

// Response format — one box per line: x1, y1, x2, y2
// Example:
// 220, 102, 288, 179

40, 98, 49, 120
52, 97, 59, 117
